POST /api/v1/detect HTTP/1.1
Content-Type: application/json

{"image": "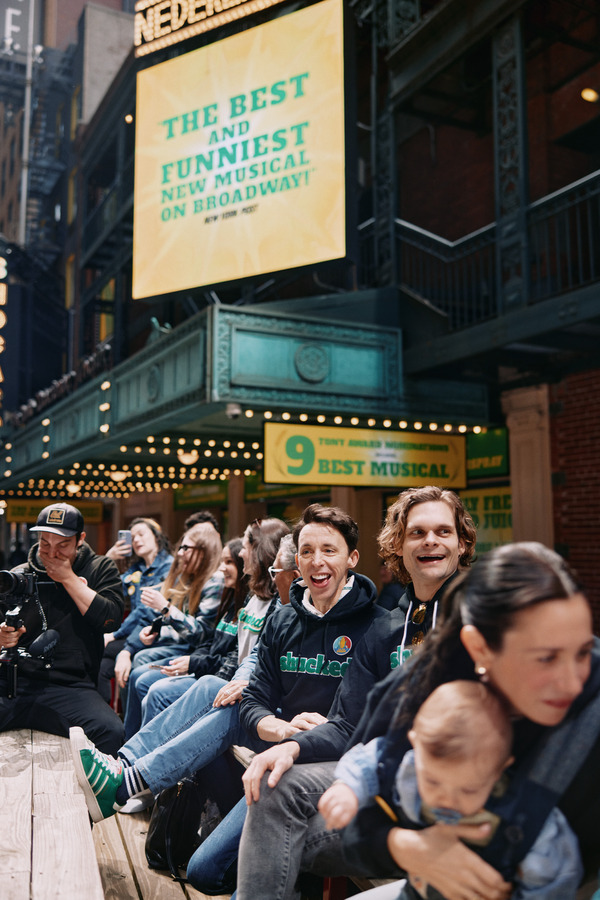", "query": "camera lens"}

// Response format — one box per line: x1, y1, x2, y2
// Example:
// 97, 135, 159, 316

0, 571, 33, 596
0, 571, 18, 594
